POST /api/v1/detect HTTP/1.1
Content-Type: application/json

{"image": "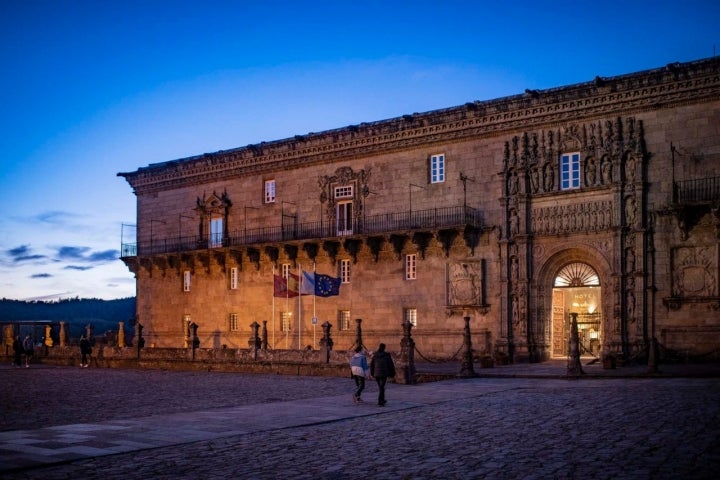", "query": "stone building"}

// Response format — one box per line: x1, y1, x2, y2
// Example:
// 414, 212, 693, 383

119, 57, 720, 364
